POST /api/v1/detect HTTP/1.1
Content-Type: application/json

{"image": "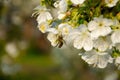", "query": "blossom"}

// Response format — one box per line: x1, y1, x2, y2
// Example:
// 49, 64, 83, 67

58, 0, 67, 13
111, 19, 120, 44
47, 28, 64, 48
54, 0, 68, 19
81, 50, 113, 68
94, 36, 112, 51
73, 24, 93, 51
47, 23, 72, 48
32, 0, 120, 69
58, 23, 72, 36
105, 0, 119, 7
47, 28, 59, 47
70, 0, 85, 5
37, 22, 50, 33
32, 6, 53, 24
111, 30, 120, 44
88, 16, 113, 39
